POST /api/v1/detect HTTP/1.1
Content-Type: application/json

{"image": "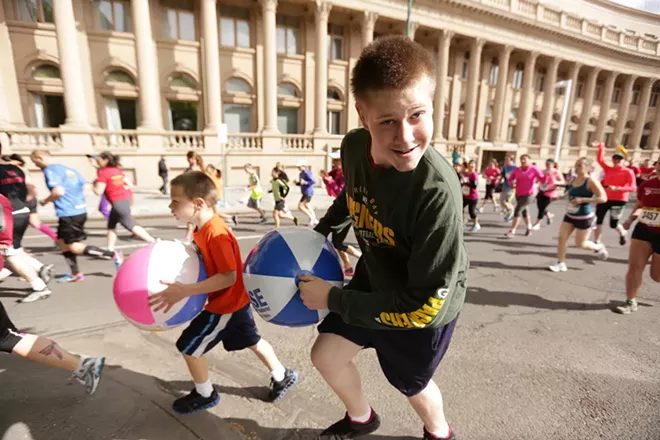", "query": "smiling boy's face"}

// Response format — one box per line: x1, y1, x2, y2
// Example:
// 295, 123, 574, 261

356, 75, 434, 173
